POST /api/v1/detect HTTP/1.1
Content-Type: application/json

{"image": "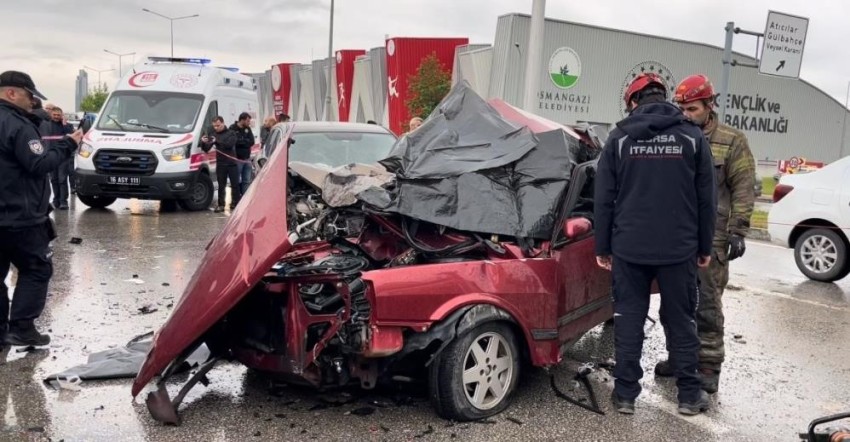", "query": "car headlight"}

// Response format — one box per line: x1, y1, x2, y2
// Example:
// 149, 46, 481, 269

78, 142, 93, 159
162, 144, 190, 161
